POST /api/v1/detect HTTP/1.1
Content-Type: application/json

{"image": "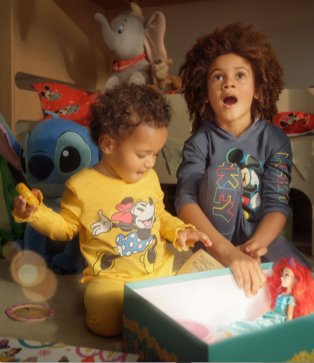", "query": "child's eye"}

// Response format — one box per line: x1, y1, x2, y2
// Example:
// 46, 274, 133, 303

236, 72, 246, 80
213, 73, 224, 81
